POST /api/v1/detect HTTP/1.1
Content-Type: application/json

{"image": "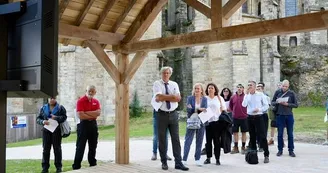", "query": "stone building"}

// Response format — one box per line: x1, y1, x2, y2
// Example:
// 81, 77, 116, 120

6, 0, 328, 130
